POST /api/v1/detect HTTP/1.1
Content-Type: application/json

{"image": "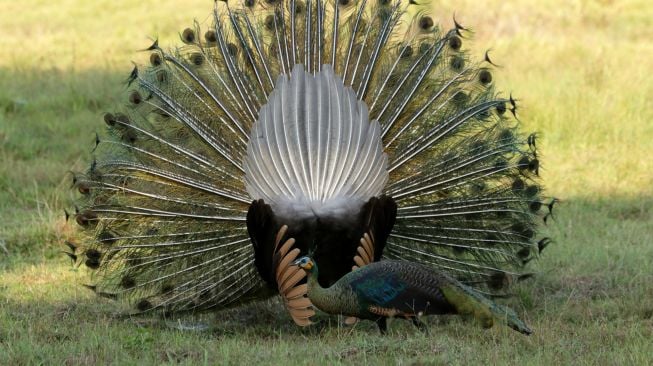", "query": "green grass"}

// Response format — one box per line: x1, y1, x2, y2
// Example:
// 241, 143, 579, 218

1, 0, 652, 364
